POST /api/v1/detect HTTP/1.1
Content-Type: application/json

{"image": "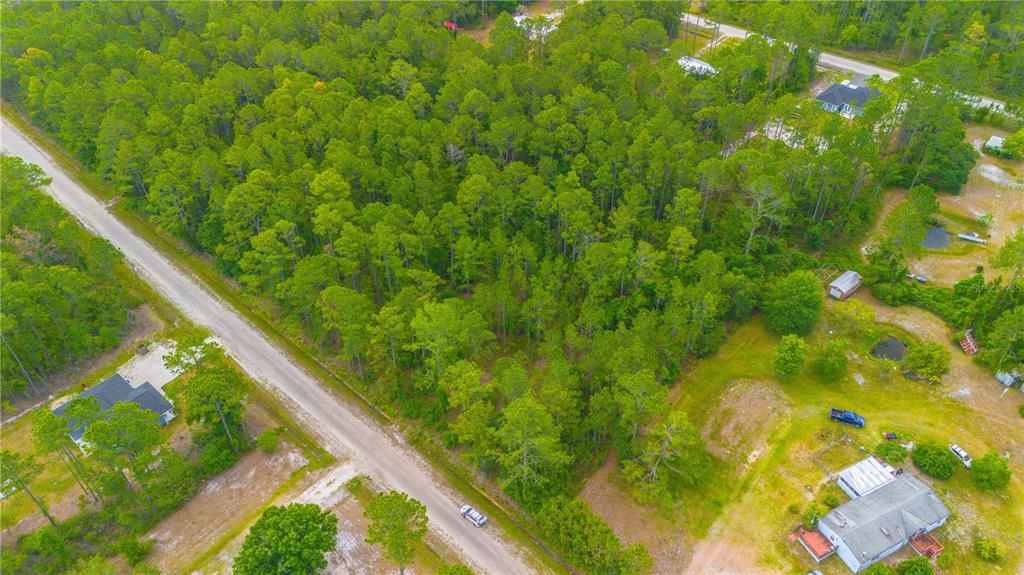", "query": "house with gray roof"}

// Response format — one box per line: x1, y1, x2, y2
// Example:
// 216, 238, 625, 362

53, 373, 176, 447
817, 468, 950, 572
816, 81, 879, 117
